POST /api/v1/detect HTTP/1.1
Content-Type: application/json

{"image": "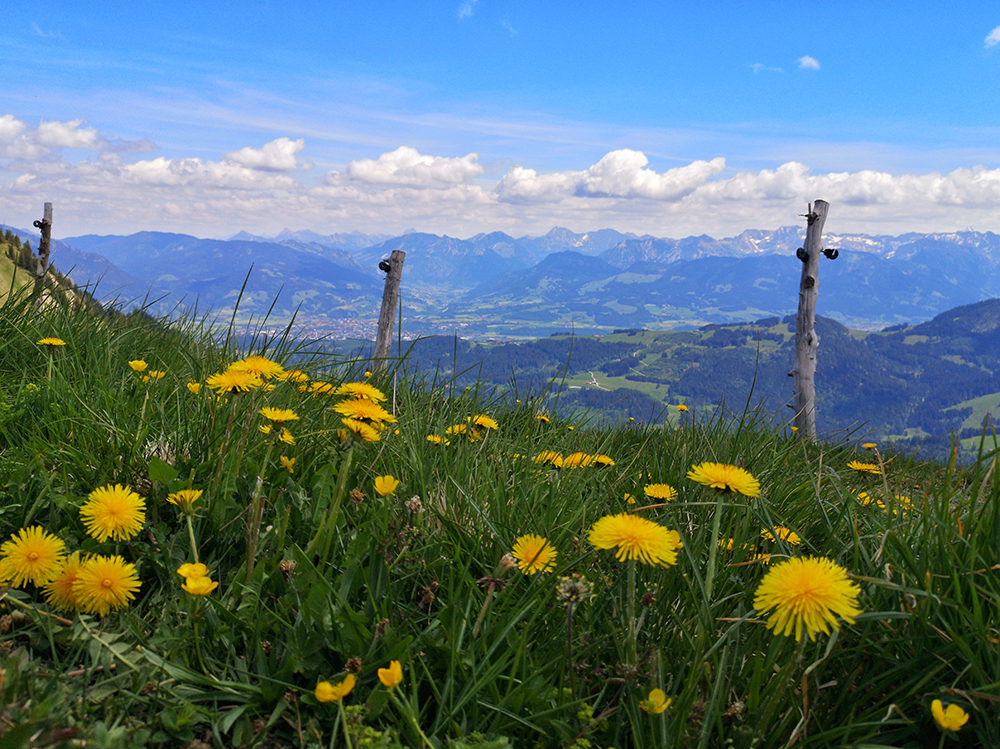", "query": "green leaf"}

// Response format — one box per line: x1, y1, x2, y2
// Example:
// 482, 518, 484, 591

149, 456, 179, 485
